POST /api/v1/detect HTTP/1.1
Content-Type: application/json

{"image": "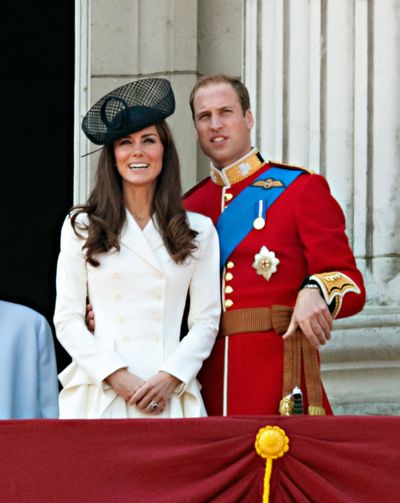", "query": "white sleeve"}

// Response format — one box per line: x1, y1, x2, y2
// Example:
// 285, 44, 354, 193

53, 215, 128, 386
160, 218, 221, 385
